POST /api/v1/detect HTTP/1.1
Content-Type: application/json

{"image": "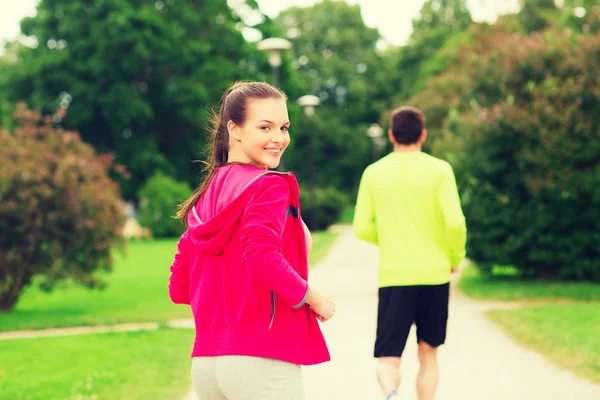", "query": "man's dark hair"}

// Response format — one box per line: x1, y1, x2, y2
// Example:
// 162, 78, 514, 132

390, 106, 426, 145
